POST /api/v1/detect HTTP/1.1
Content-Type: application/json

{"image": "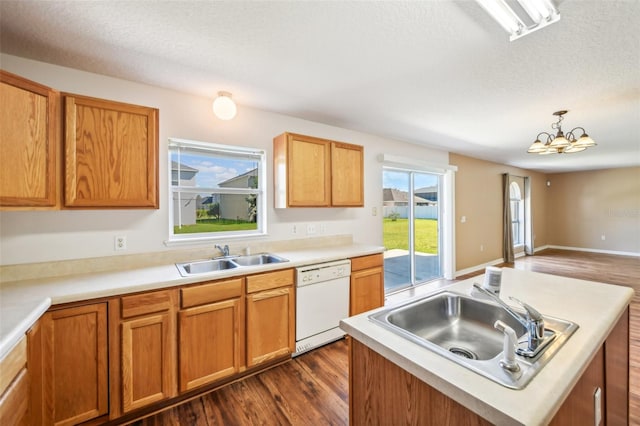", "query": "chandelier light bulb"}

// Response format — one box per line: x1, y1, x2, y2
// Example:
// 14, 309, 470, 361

212, 91, 237, 120
527, 110, 596, 155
